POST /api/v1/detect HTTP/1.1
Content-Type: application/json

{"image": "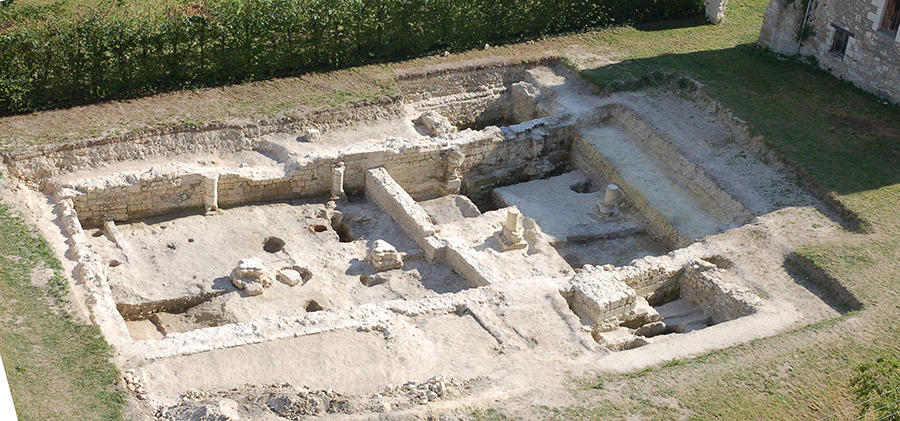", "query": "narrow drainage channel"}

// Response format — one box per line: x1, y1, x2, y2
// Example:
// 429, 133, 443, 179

116, 290, 228, 321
